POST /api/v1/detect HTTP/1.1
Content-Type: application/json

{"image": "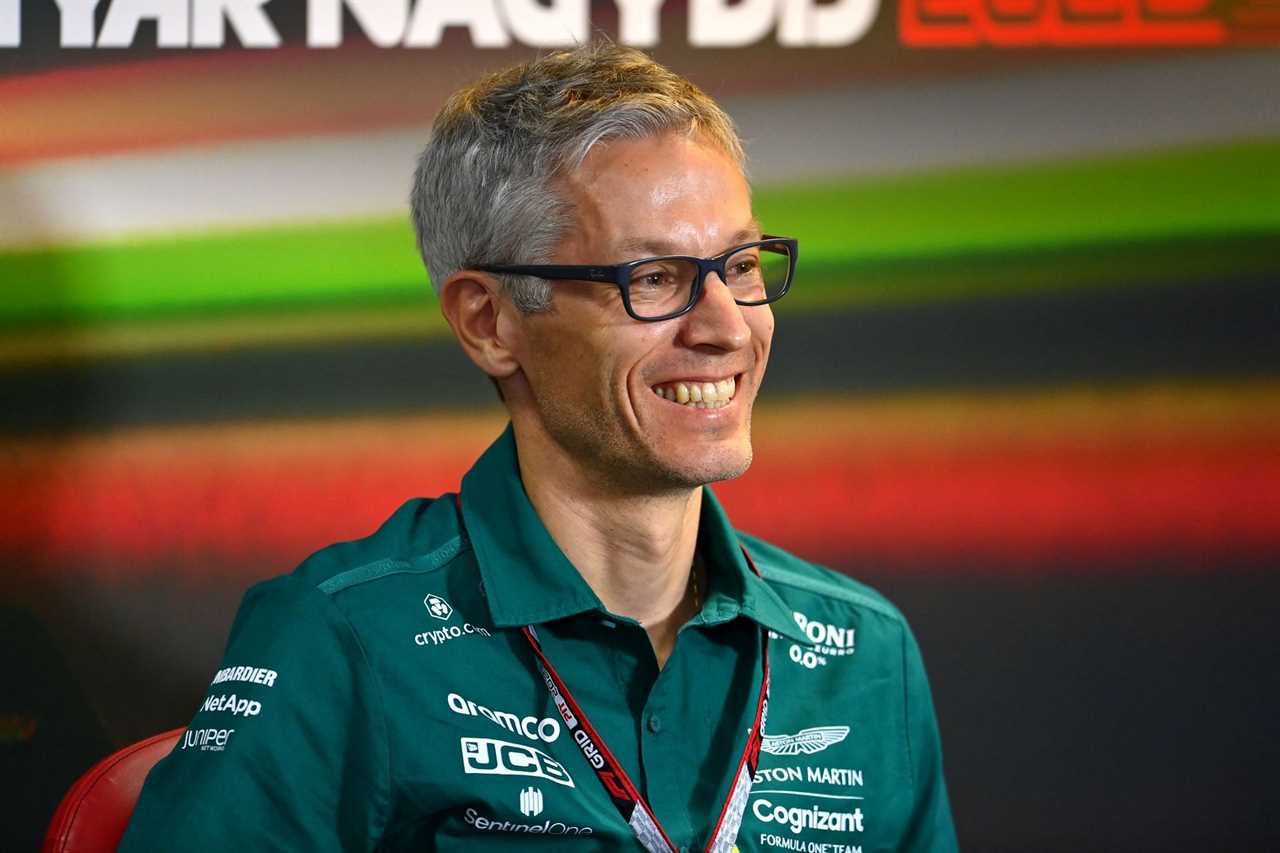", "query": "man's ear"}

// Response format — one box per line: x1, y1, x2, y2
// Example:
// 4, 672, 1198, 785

437, 272, 521, 380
